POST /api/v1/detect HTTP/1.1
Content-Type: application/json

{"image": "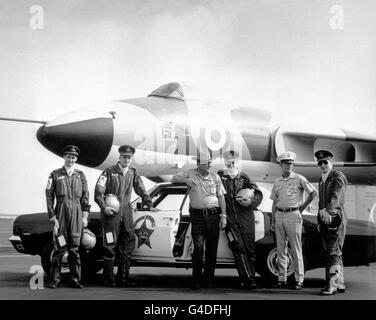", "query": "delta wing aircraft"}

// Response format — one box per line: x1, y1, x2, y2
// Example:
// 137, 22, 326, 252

3, 82, 376, 282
